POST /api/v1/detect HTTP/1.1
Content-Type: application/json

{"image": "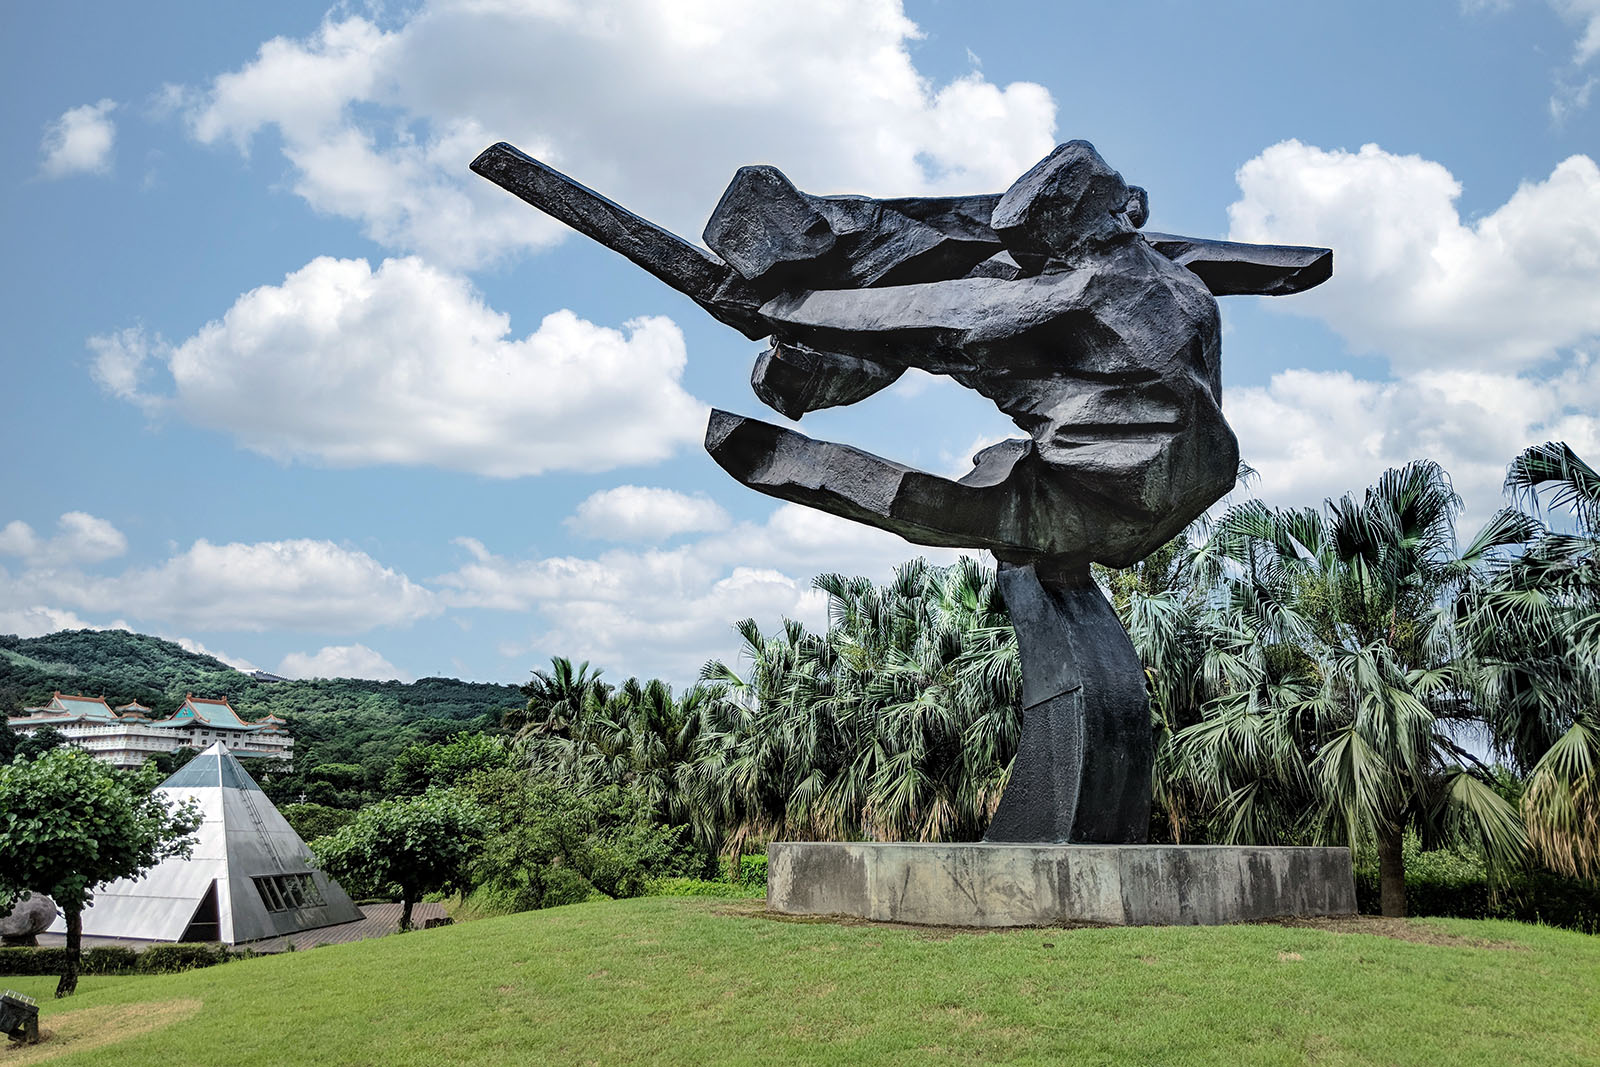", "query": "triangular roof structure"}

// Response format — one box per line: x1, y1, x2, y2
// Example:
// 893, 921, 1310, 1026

19, 692, 118, 722
148, 694, 262, 733
55, 742, 362, 944
53, 693, 117, 720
